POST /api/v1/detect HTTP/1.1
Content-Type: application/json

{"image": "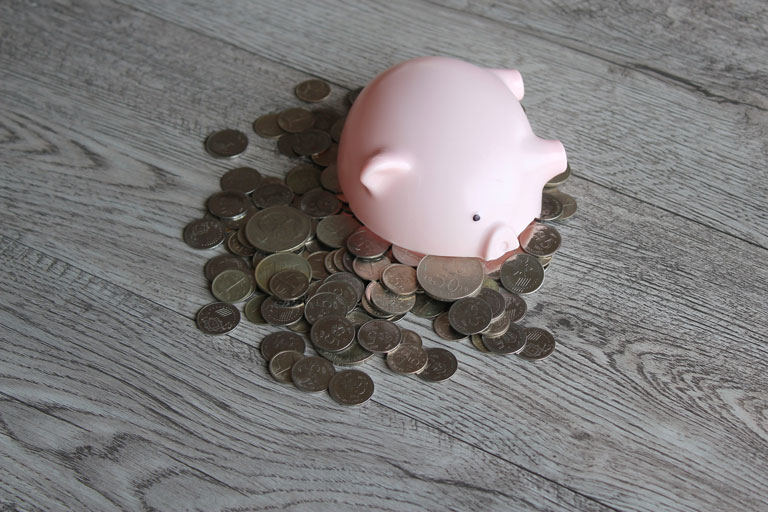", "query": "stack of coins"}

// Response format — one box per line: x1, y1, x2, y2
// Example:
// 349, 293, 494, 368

185, 78, 577, 406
